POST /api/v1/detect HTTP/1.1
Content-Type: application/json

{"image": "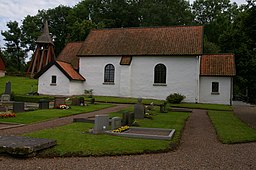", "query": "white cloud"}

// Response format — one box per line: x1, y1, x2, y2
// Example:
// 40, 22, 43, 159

0, 0, 81, 48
